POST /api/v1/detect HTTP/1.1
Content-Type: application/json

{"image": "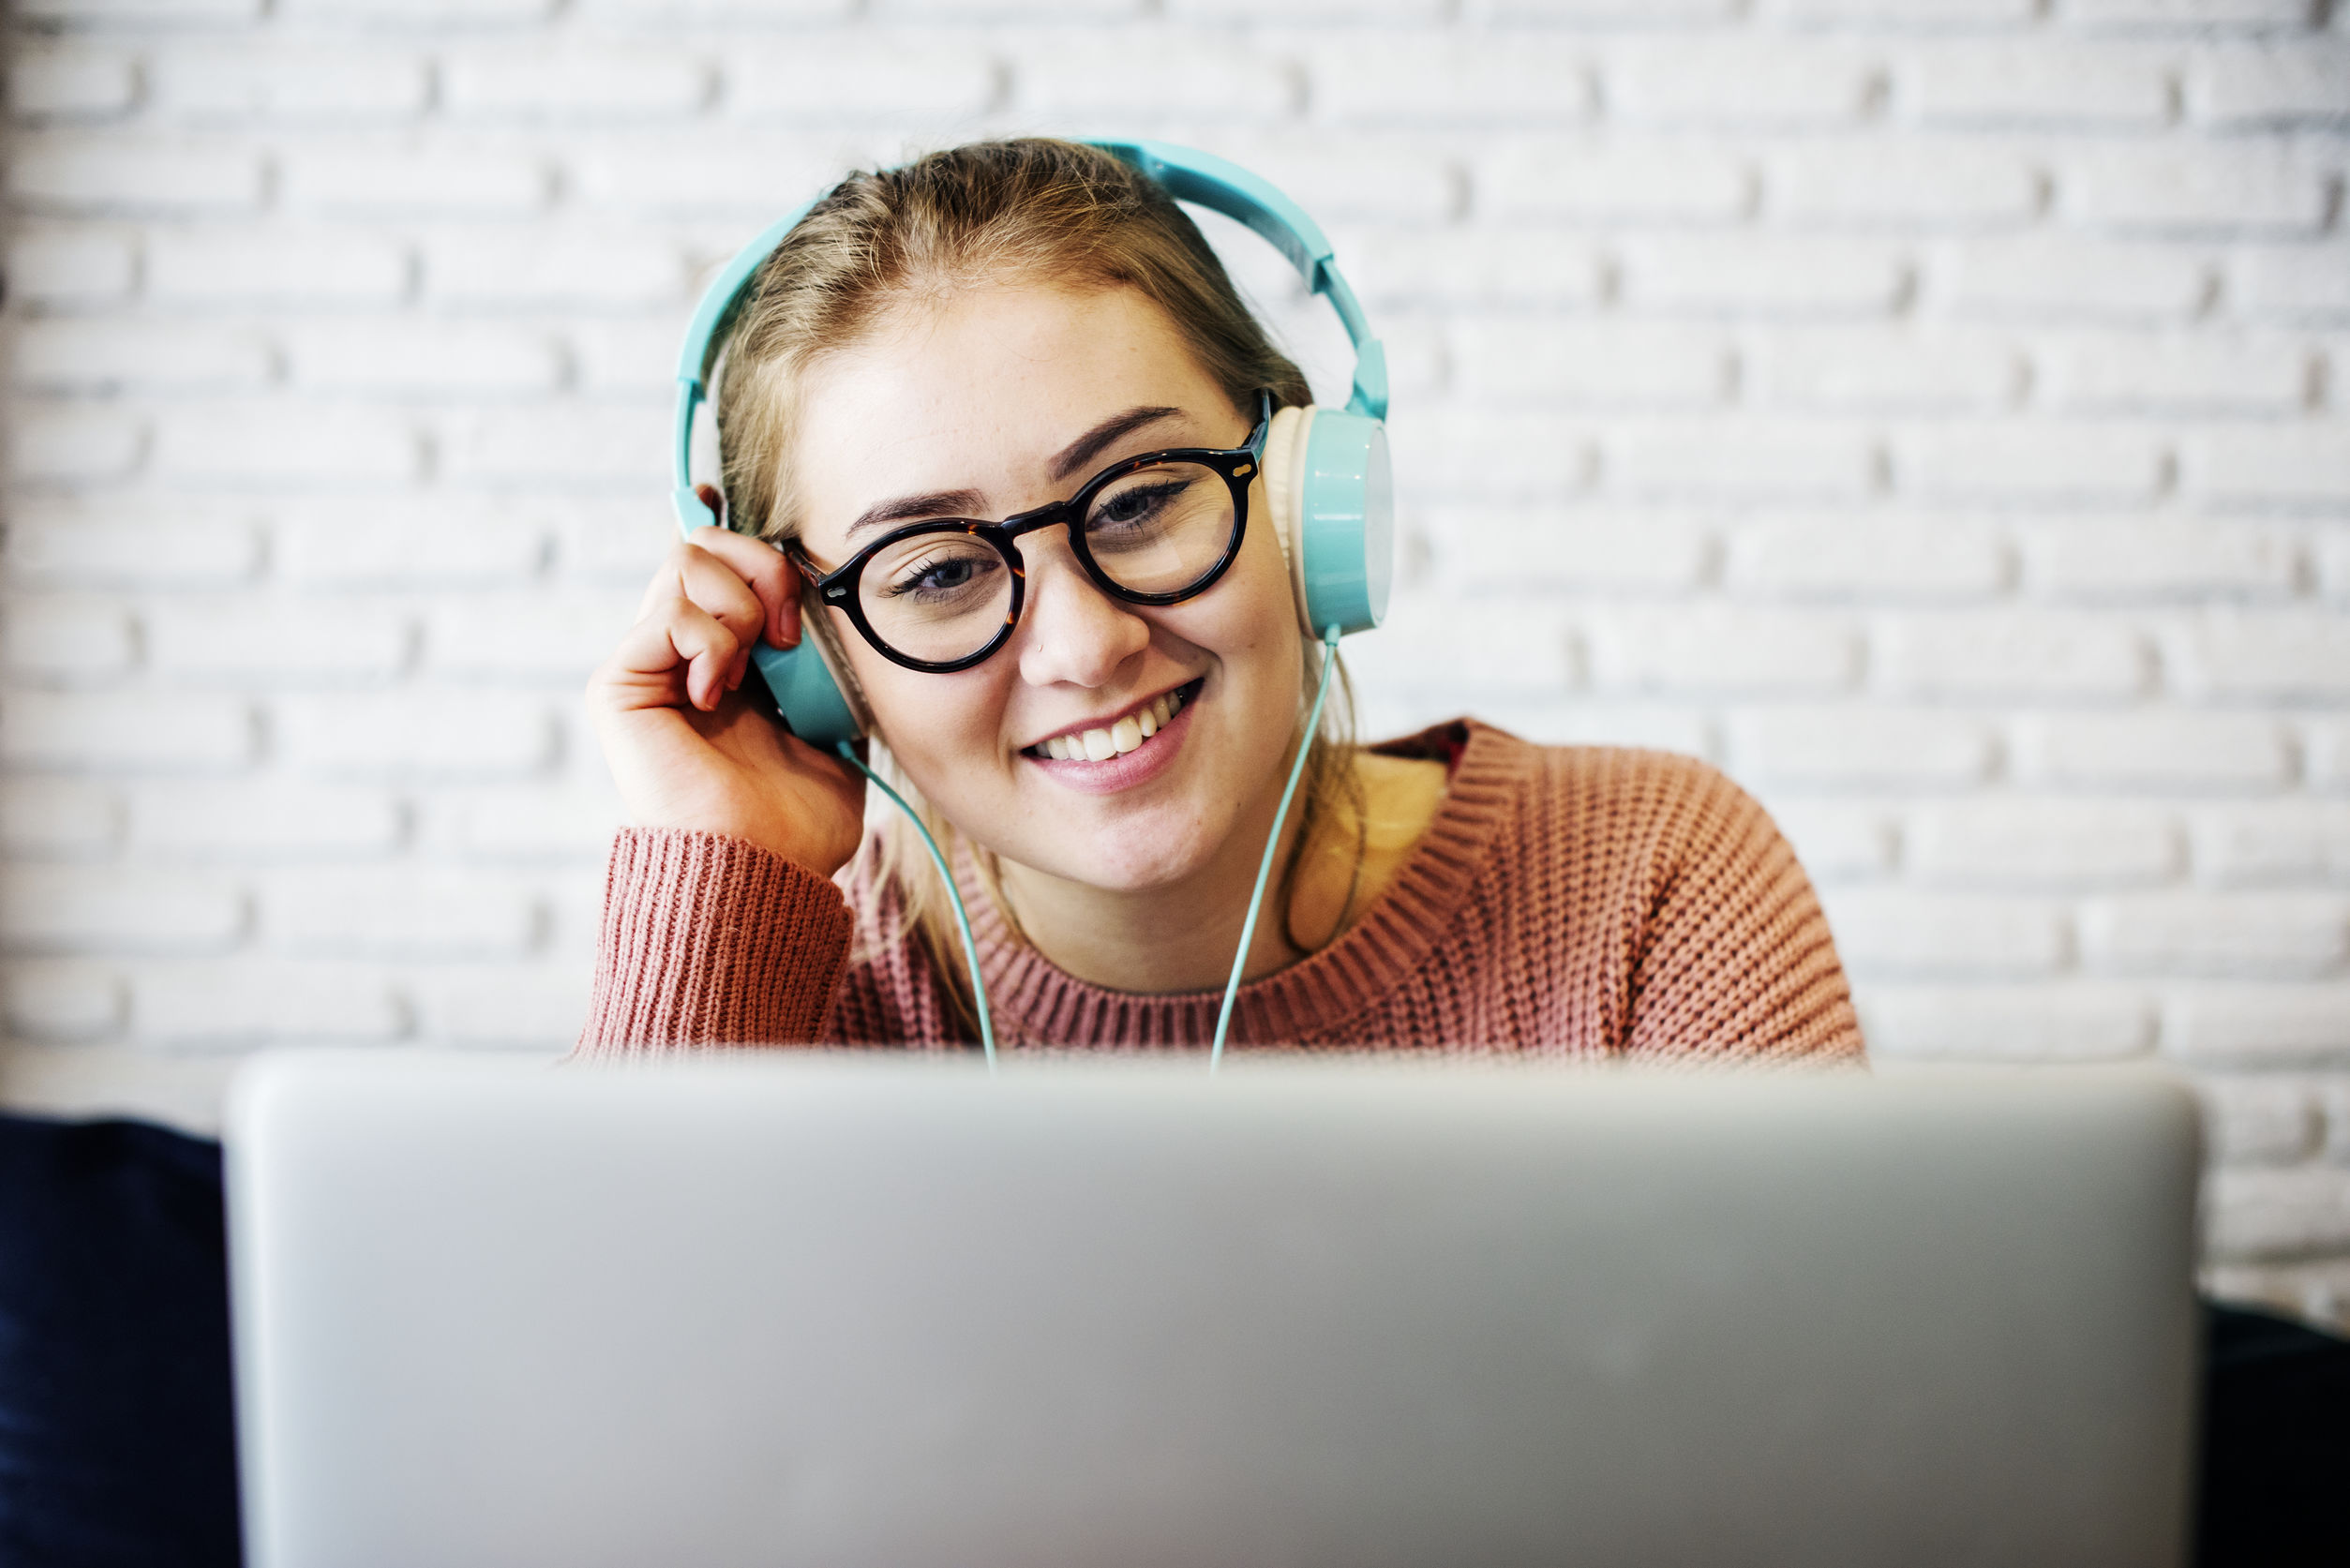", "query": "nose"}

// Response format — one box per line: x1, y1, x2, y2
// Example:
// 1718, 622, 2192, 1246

1013, 530, 1150, 689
